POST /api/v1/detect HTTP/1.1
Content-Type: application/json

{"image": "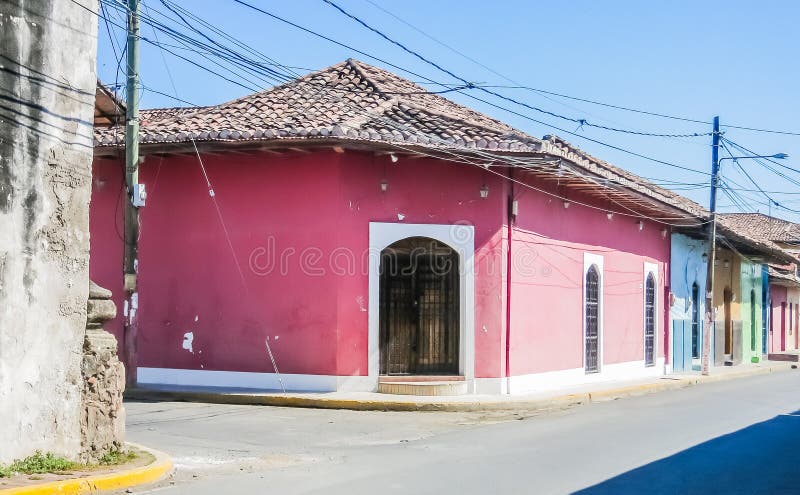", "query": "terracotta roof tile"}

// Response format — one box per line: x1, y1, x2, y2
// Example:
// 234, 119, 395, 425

719, 213, 800, 243
94, 59, 542, 152
94, 61, 800, 262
